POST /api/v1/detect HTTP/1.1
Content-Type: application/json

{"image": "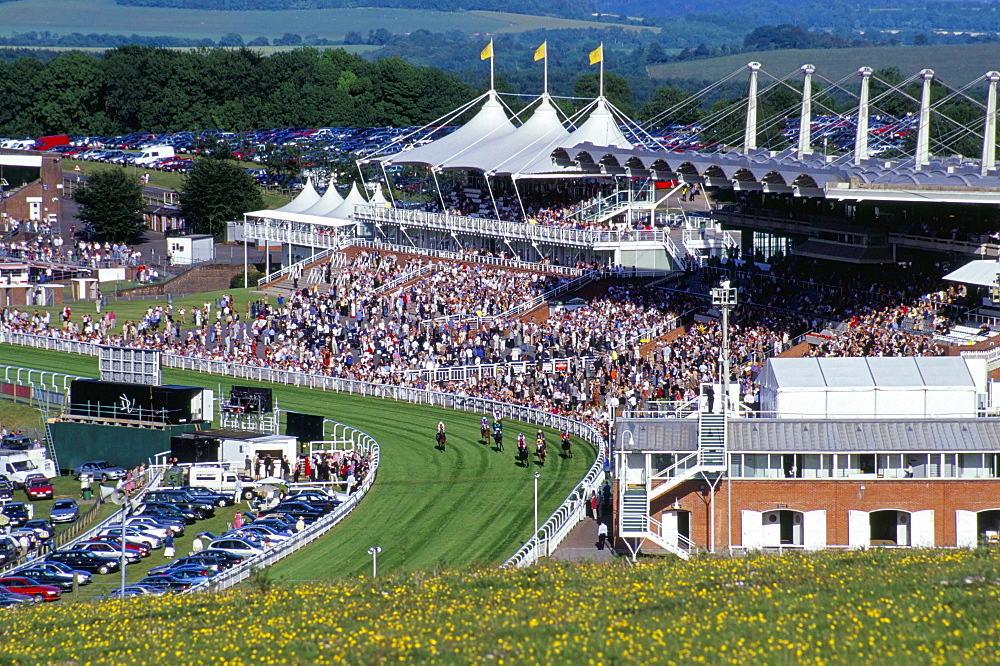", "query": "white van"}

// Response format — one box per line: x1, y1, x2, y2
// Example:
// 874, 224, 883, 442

134, 145, 175, 166
187, 465, 255, 500
0, 453, 57, 487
